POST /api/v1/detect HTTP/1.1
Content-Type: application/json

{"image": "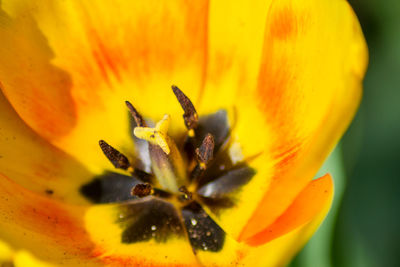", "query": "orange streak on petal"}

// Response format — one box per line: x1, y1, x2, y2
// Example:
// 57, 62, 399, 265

245, 174, 333, 246
269, 7, 300, 40
0, 173, 96, 261
93, 32, 123, 82
239, 1, 336, 241
2, 1, 210, 144
0, 11, 77, 140
274, 141, 303, 170
1, 77, 77, 141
